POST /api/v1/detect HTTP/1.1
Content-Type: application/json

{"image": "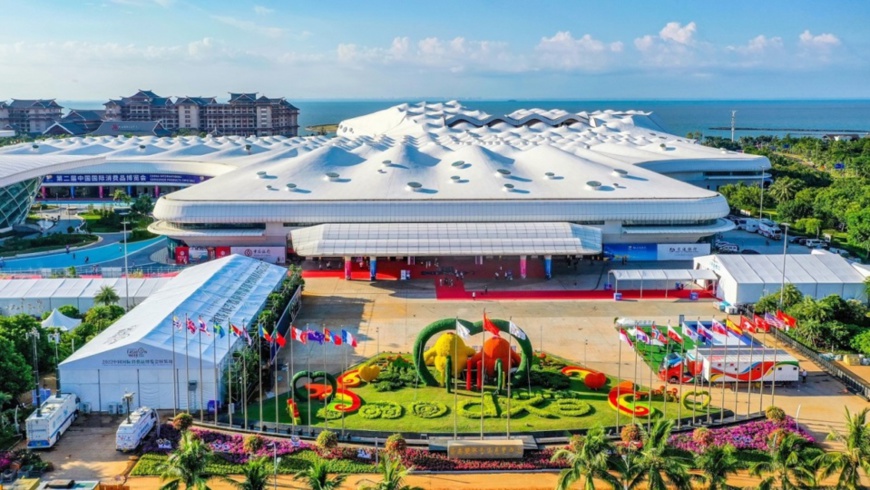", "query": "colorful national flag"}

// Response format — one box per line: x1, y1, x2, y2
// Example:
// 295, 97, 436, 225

740, 316, 756, 333
213, 323, 225, 339
331, 333, 342, 345
172, 316, 182, 330
508, 321, 527, 341
725, 319, 743, 337
242, 327, 253, 346
186, 317, 197, 334
231, 324, 243, 337
684, 323, 699, 342
456, 320, 471, 340
754, 315, 770, 333
634, 329, 651, 344
291, 326, 307, 344
341, 329, 358, 347
651, 325, 668, 344
259, 324, 273, 343
483, 313, 501, 337
667, 325, 684, 344
307, 330, 325, 345
777, 310, 797, 329
765, 312, 784, 330
323, 328, 332, 343
711, 320, 728, 336
618, 328, 633, 348
198, 316, 210, 336
275, 331, 286, 348
697, 324, 715, 341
